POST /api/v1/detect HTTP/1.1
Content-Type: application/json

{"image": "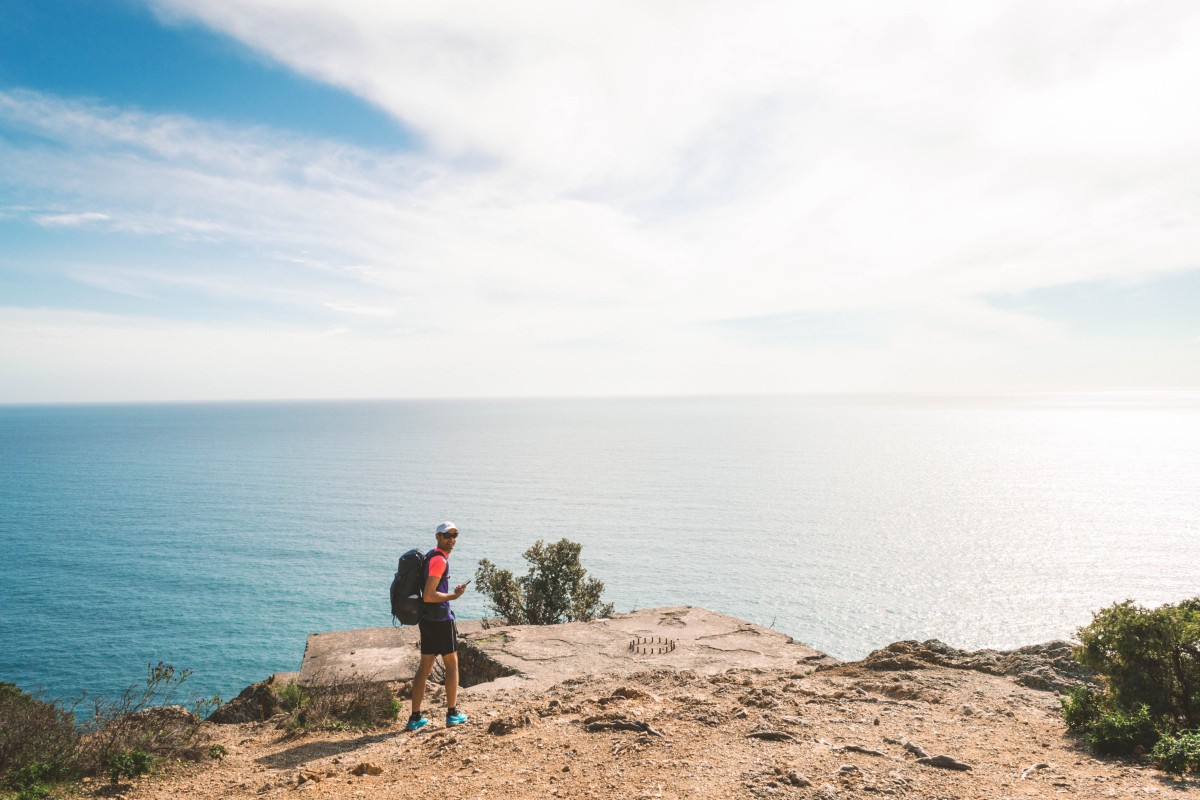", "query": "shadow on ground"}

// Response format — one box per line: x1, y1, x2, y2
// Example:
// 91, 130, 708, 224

1152, 773, 1200, 792
256, 731, 402, 769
